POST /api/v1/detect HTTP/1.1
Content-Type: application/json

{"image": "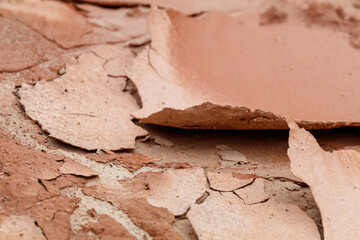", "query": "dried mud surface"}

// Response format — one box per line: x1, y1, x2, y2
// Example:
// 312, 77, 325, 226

1, 0, 360, 239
